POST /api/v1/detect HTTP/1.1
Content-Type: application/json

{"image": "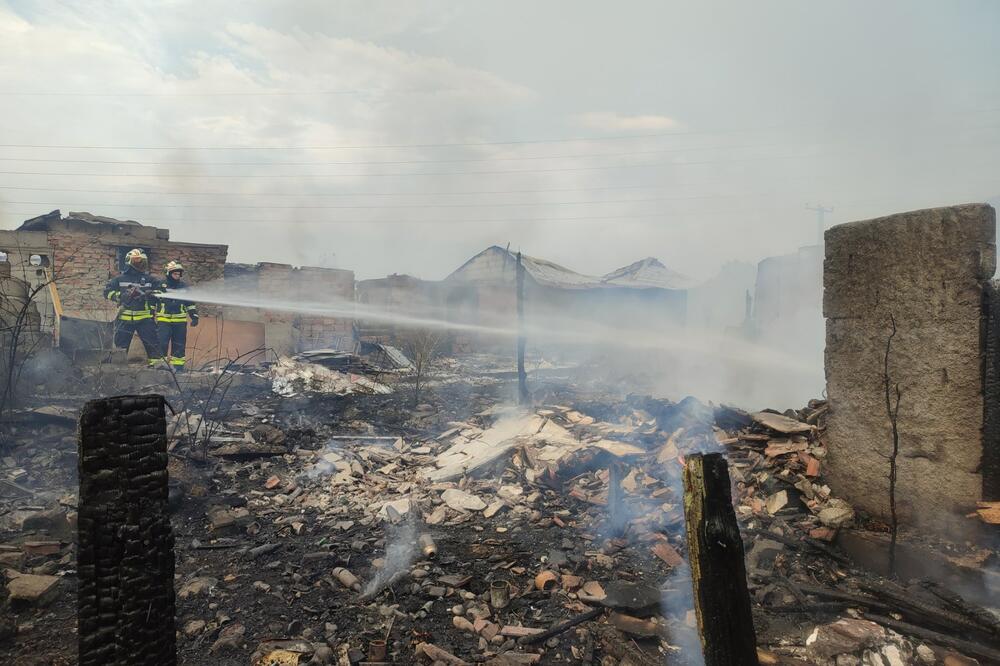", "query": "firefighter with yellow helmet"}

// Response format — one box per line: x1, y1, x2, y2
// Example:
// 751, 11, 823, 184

102, 248, 163, 365
156, 260, 198, 370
